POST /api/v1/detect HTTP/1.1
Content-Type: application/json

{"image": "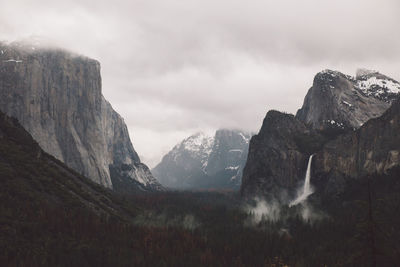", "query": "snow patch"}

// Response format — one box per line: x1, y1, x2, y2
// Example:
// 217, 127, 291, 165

225, 166, 240, 170
342, 100, 352, 107
182, 132, 214, 154
324, 119, 344, 129
321, 69, 338, 77
356, 77, 400, 96
3, 59, 23, 63
170, 132, 215, 169
239, 132, 250, 143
